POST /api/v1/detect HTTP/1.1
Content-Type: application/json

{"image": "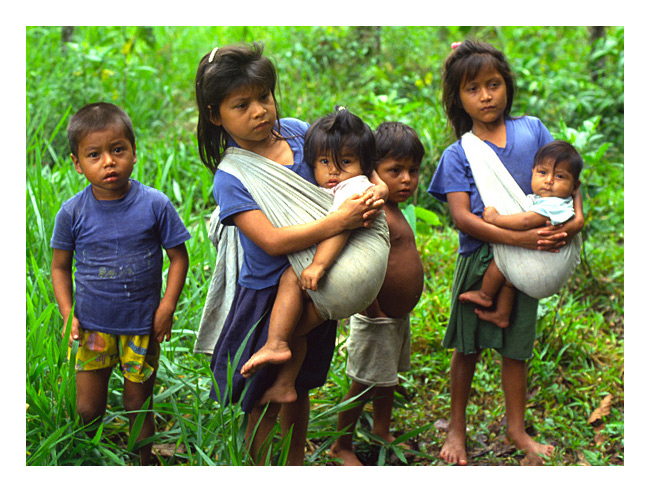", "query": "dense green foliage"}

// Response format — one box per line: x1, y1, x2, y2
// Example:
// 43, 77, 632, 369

26, 26, 623, 466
